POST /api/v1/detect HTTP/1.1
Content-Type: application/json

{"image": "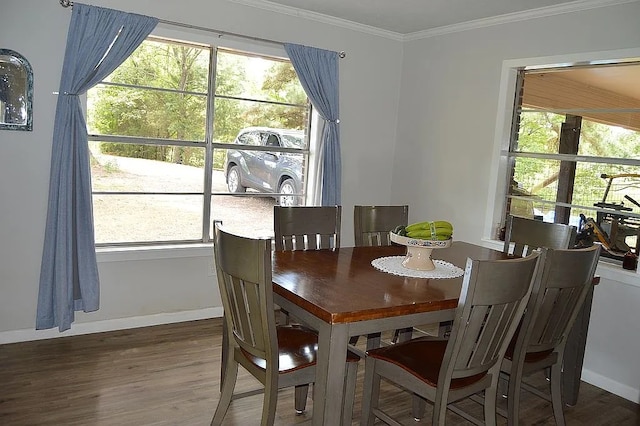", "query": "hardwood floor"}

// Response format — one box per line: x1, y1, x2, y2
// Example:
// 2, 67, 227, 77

1, 318, 638, 425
